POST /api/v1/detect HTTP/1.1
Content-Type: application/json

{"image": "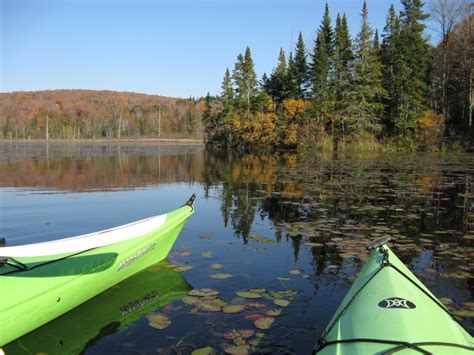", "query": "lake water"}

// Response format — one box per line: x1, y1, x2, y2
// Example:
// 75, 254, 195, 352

1, 141, 473, 354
